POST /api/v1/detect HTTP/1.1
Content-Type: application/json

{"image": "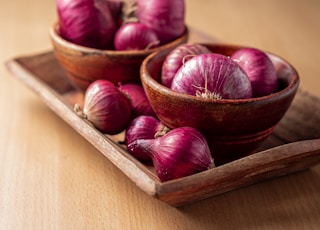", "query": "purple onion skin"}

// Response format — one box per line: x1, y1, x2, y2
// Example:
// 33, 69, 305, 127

161, 43, 212, 87
114, 22, 160, 51
136, 0, 185, 44
125, 115, 169, 161
128, 127, 214, 182
118, 83, 156, 118
171, 53, 253, 99
106, 0, 122, 23
83, 80, 131, 134
231, 48, 278, 97
57, 0, 119, 49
